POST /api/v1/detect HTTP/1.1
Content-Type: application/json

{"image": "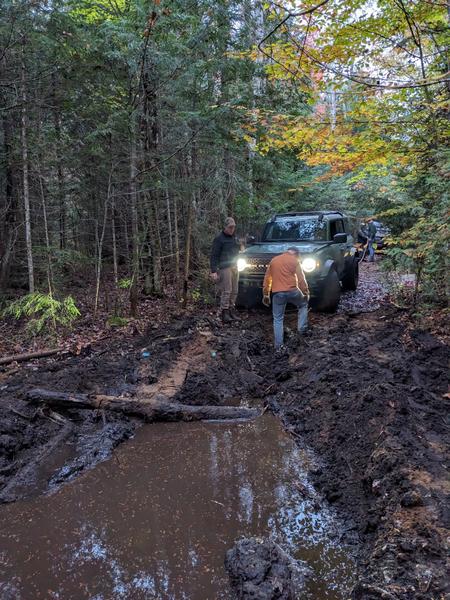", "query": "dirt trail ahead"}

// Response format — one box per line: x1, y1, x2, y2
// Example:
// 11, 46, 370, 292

0, 263, 448, 598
